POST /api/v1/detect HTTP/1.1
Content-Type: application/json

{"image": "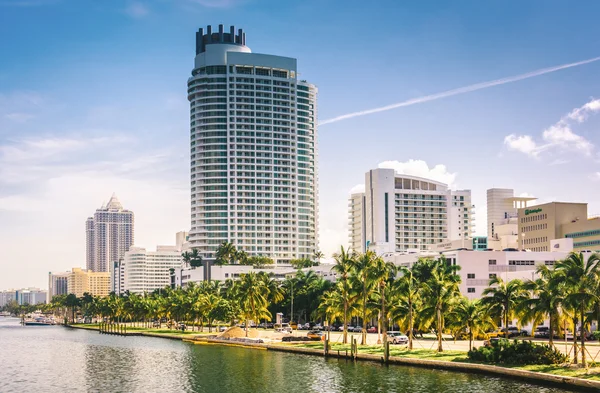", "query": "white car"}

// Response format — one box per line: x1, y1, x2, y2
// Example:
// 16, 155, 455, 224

388, 331, 409, 345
